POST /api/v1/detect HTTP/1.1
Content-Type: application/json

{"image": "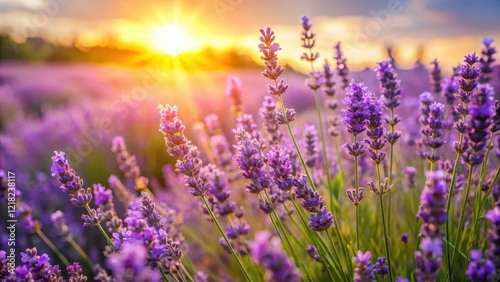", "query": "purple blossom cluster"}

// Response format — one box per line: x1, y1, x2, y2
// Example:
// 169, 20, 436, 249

248, 231, 301, 282
0, 247, 83, 281
294, 174, 333, 231
415, 170, 448, 281
158, 104, 211, 196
